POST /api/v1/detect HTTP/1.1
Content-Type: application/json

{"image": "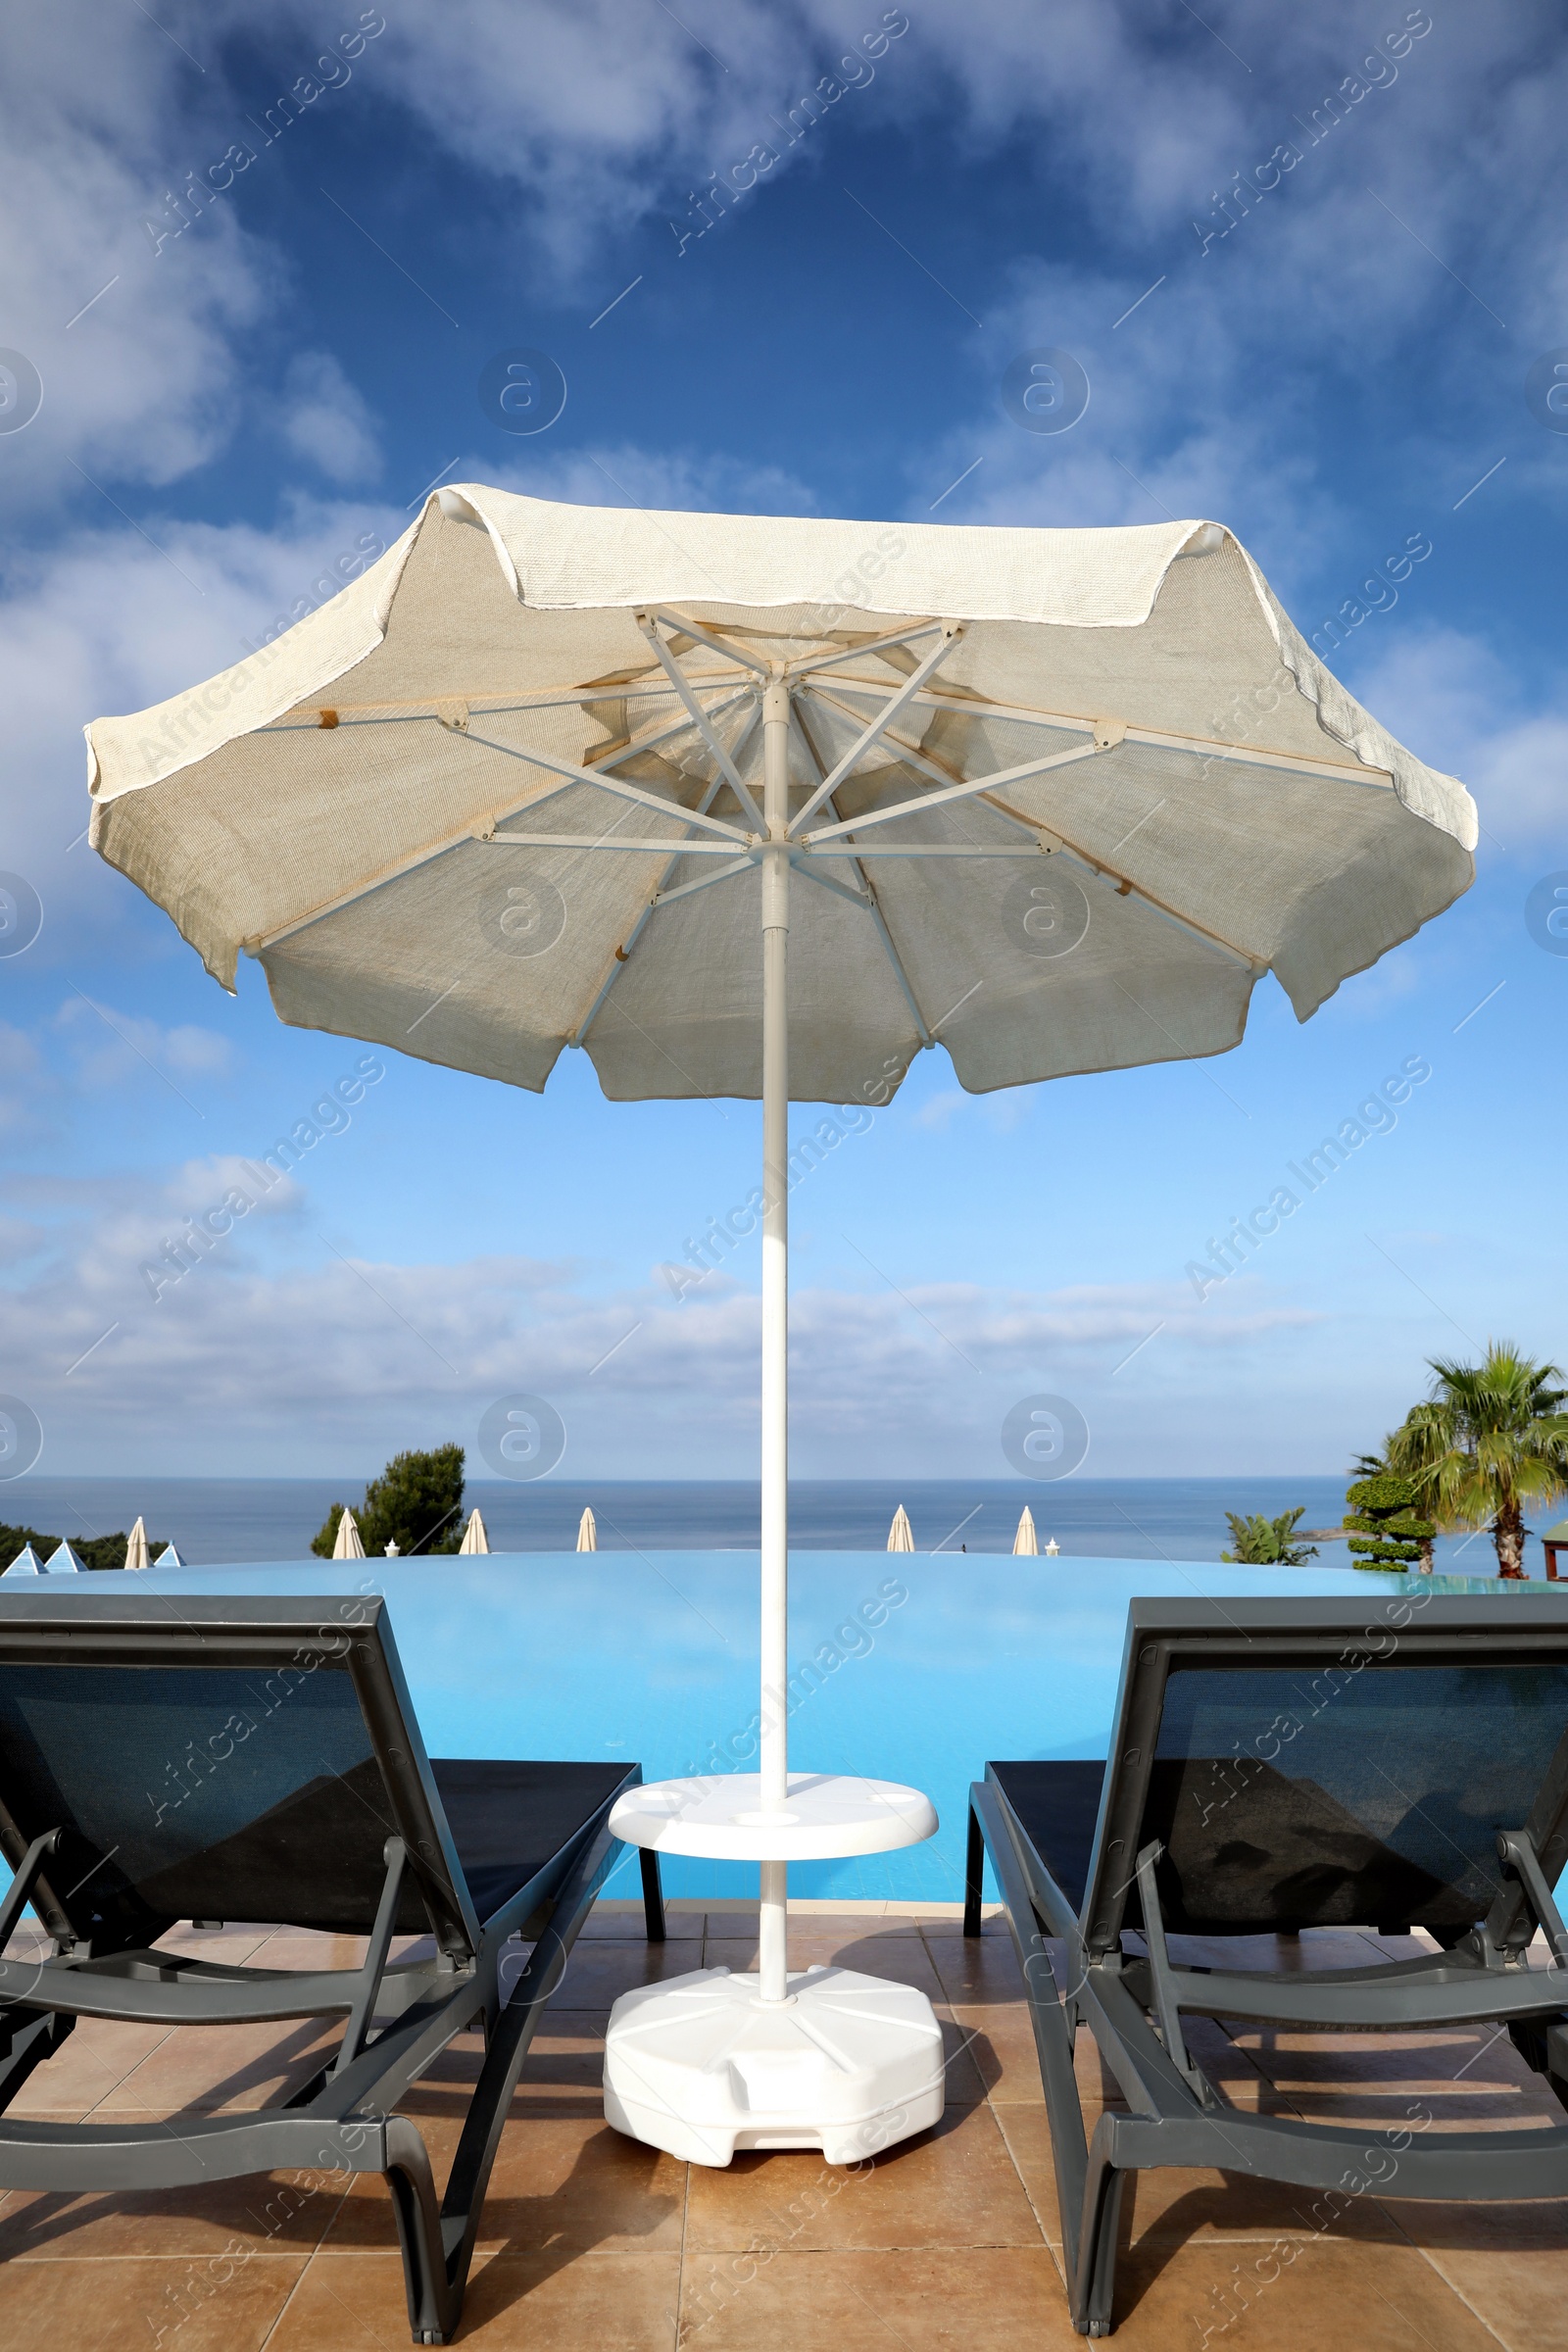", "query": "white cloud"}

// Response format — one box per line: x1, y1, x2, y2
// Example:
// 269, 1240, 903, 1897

280, 352, 381, 484
54, 996, 237, 1092
1344, 627, 1568, 848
